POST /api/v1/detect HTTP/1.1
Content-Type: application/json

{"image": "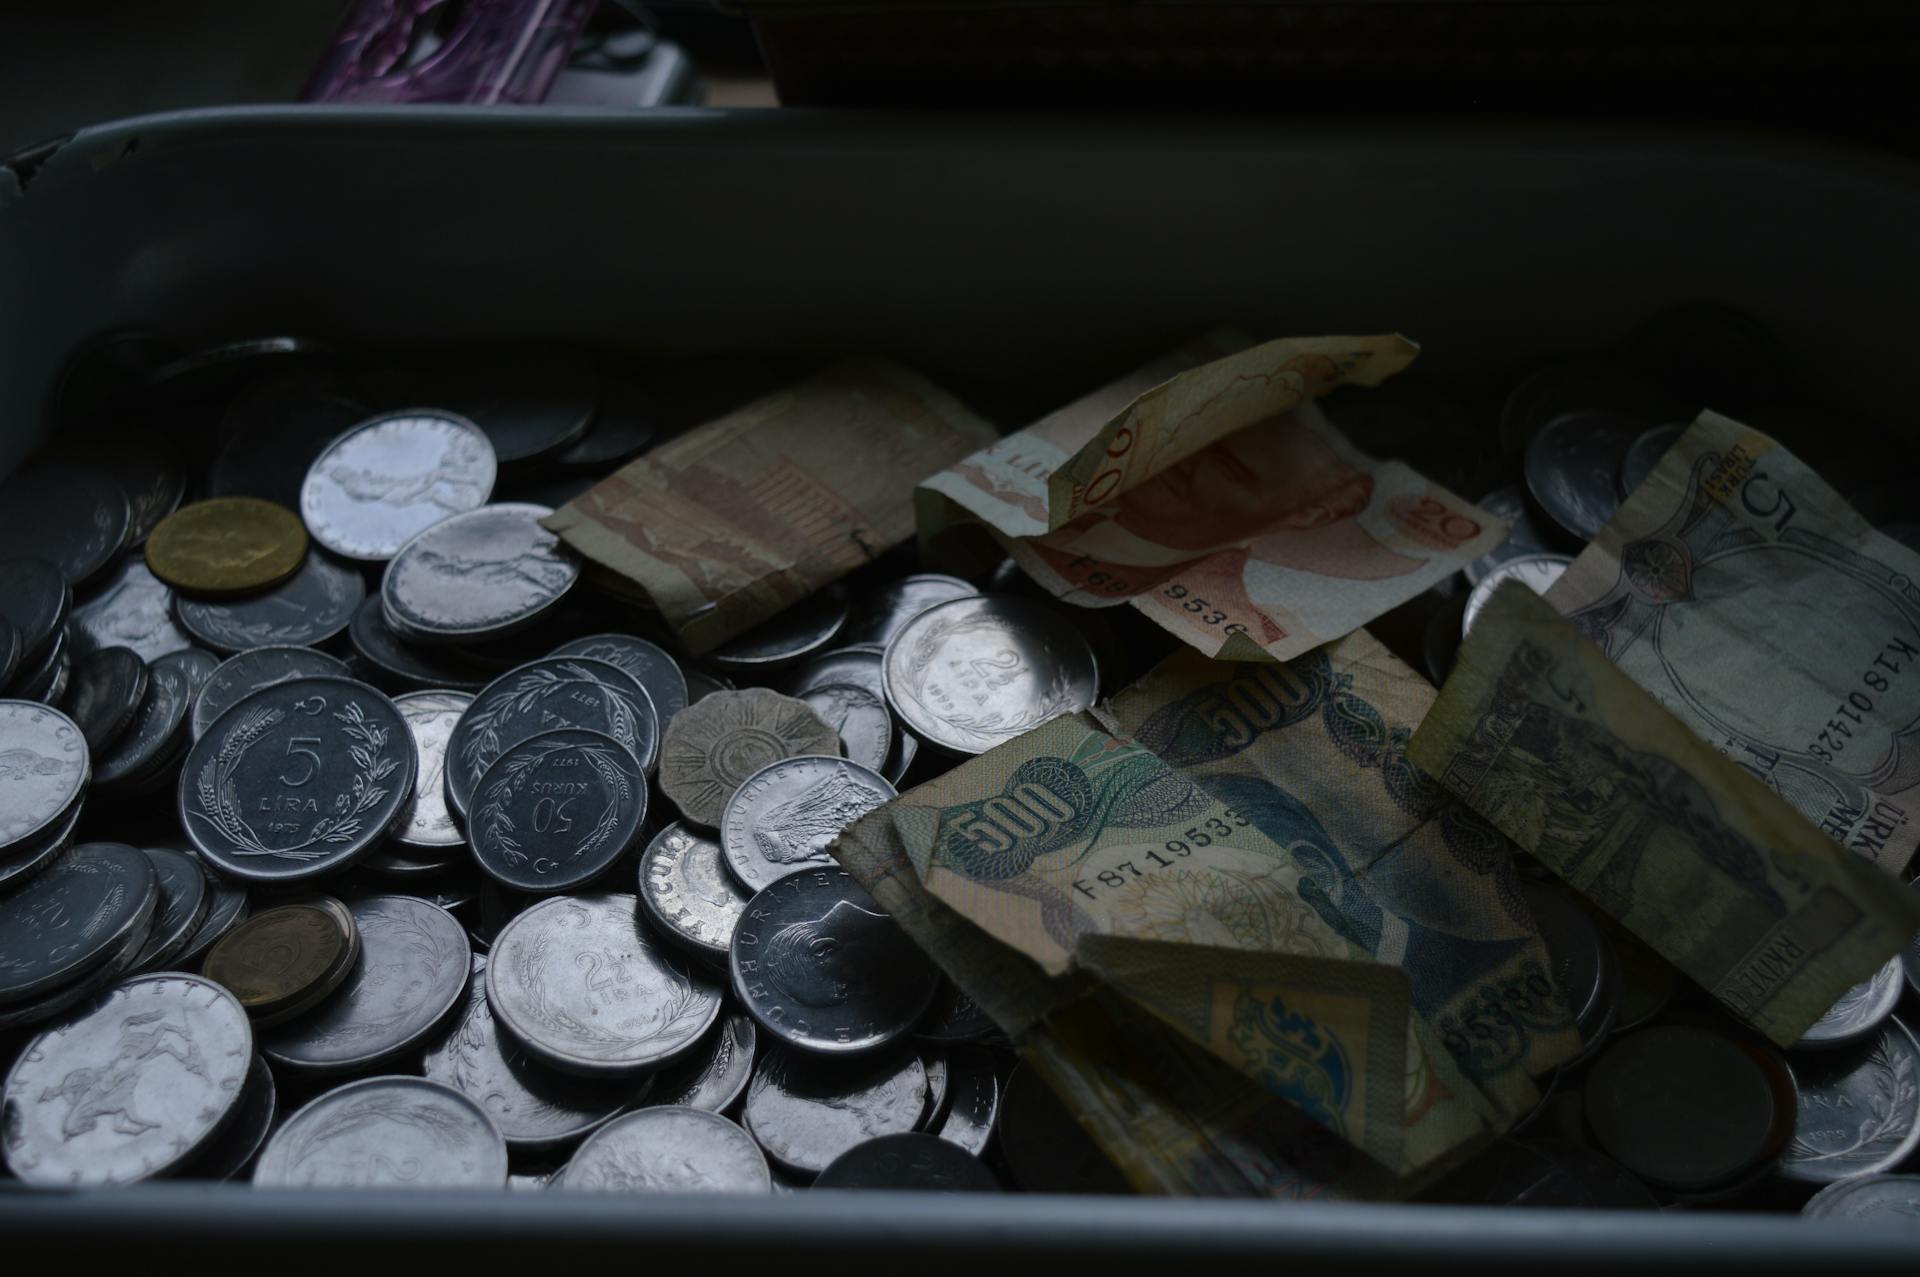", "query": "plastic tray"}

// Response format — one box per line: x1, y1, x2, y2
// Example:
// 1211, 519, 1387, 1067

4, 106, 1920, 1265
